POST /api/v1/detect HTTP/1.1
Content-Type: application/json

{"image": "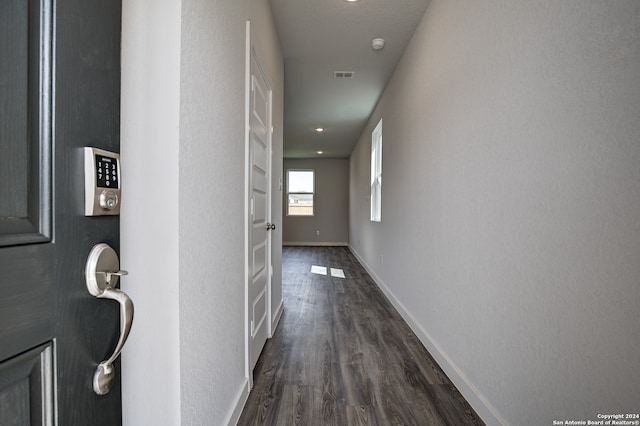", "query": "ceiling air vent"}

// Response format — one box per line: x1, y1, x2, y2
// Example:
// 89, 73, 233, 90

334, 71, 355, 78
